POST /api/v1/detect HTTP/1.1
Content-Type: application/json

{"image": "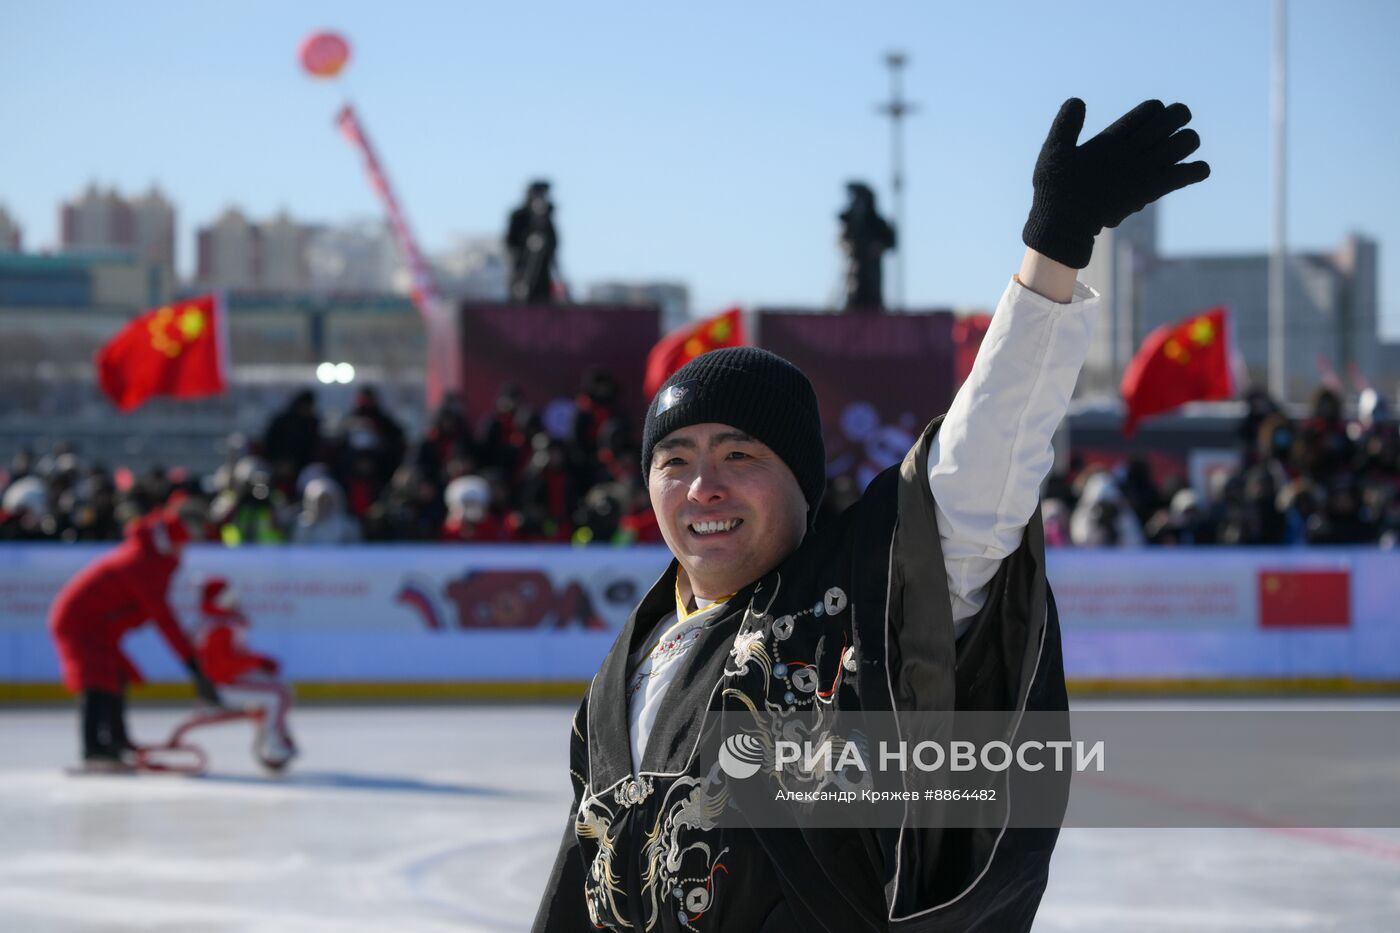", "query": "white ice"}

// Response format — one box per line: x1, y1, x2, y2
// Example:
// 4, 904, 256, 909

2, 700, 1398, 932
